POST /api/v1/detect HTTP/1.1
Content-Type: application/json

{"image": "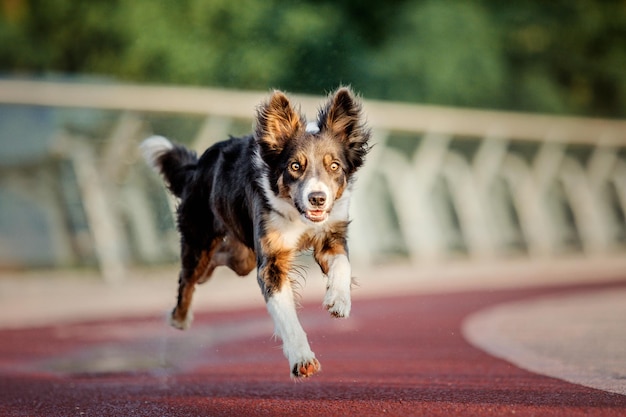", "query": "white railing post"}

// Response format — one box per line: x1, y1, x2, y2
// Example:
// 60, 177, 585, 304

69, 140, 126, 283
1, 80, 626, 275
